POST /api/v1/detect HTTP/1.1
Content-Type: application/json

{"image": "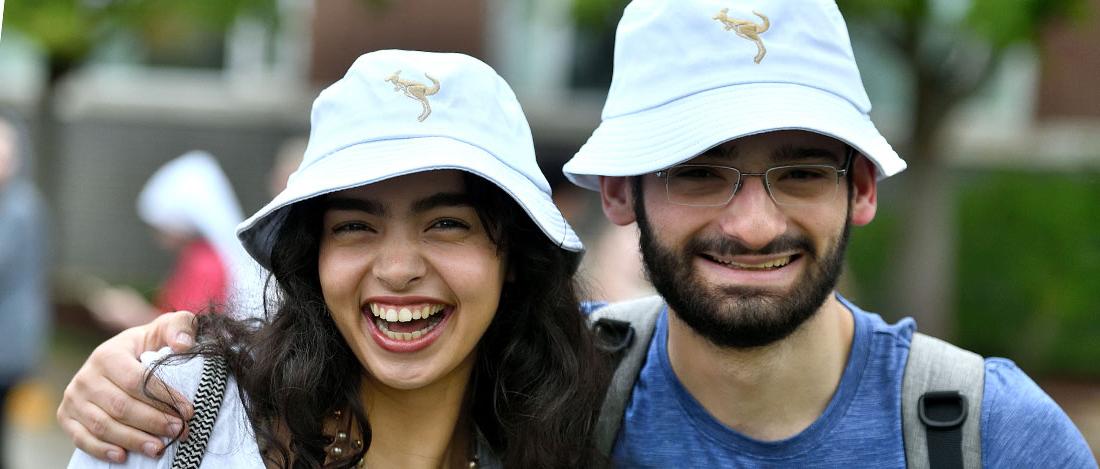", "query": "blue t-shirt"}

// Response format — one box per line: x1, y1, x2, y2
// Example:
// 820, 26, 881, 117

604, 295, 1096, 468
